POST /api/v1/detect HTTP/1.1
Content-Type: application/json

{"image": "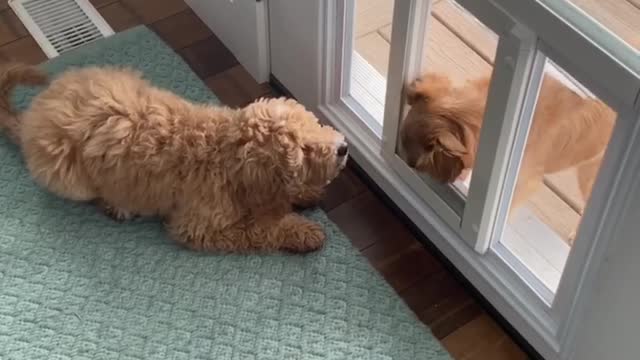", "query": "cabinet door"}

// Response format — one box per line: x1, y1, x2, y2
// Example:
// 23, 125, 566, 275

267, 0, 324, 106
